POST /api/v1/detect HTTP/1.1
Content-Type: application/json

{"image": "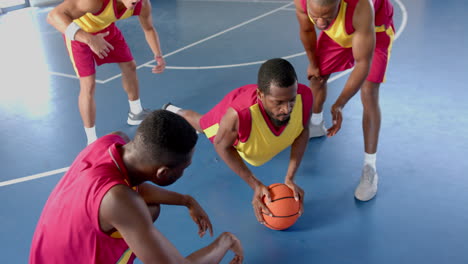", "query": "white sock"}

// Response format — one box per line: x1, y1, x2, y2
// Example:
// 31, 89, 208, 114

85, 126, 97, 145
311, 112, 323, 125
364, 152, 377, 170
166, 104, 182, 114
129, 99, 143, 115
